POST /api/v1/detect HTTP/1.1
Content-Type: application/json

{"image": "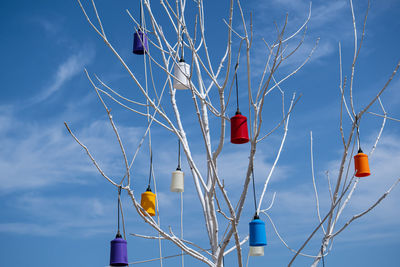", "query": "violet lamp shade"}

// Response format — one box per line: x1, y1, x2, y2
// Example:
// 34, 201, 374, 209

110, 234, 128, 266
133, 30, 148, 55
230, 112, 250, 144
